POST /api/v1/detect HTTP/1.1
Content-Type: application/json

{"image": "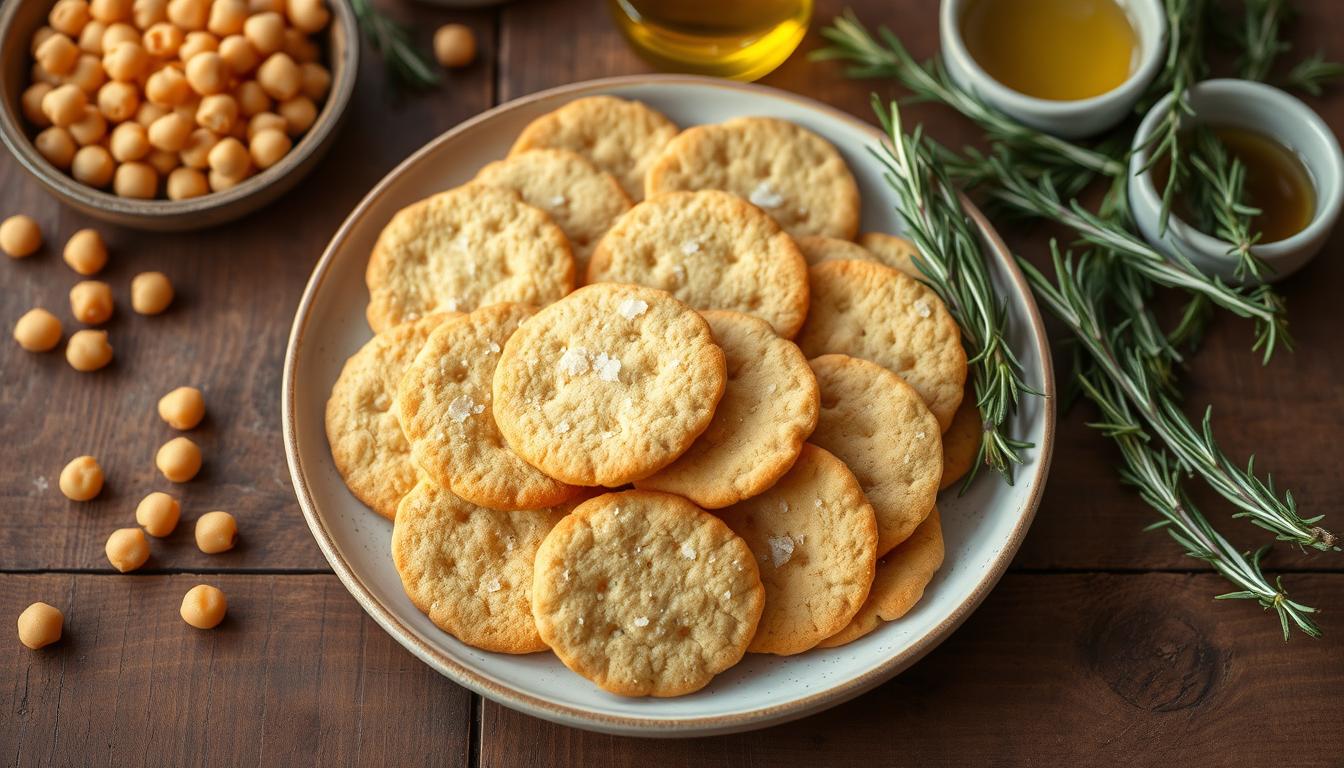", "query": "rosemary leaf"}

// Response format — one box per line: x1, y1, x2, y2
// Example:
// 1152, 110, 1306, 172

1282, 52, 1344, 95
350, 0, 441, 90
